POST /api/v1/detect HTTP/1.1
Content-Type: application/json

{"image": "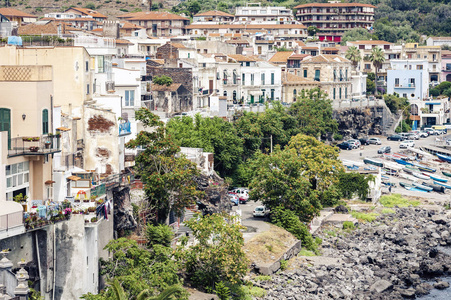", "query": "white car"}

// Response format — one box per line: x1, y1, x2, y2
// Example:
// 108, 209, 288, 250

253, 206, 269, 218
399, 140, 415, 148
230, 188, 249, 204
368, 137, 381, 145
